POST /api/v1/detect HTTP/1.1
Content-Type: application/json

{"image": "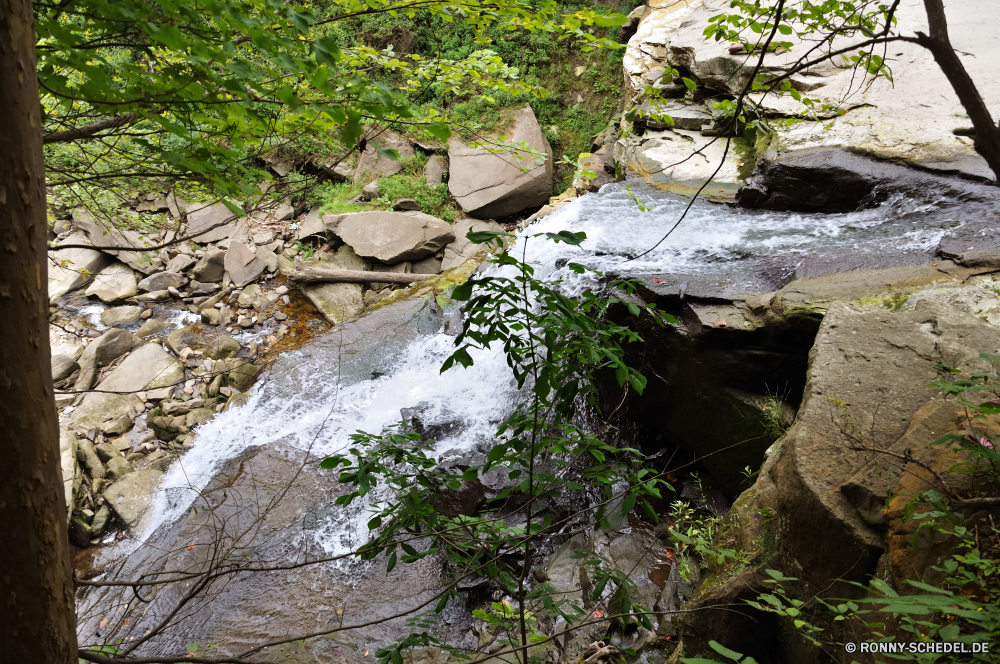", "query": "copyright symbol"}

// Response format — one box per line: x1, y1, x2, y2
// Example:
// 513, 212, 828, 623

845, 643, 857, 653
